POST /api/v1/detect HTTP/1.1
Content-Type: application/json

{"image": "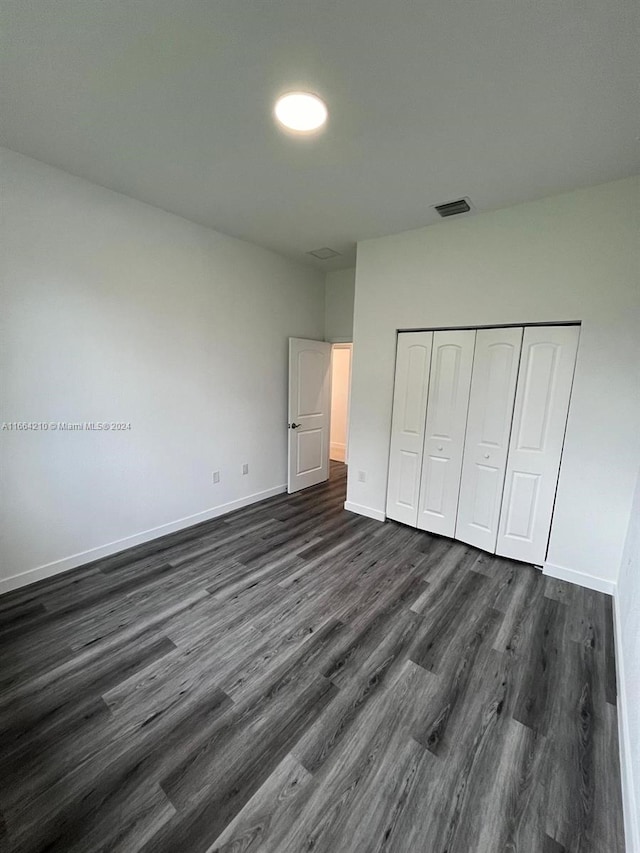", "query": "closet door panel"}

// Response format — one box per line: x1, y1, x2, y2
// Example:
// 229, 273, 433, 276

421, 456, 448, 516
417, 329, 475, 536
455, 326, 523, 552
386, 332, 433, 526
496, 325, 580, 564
